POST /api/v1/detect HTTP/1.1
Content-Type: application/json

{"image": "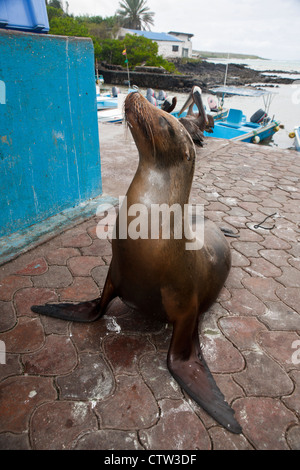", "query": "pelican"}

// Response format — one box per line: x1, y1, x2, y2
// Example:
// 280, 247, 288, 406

161, 95, 177, 113
177, 86, 214, 146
